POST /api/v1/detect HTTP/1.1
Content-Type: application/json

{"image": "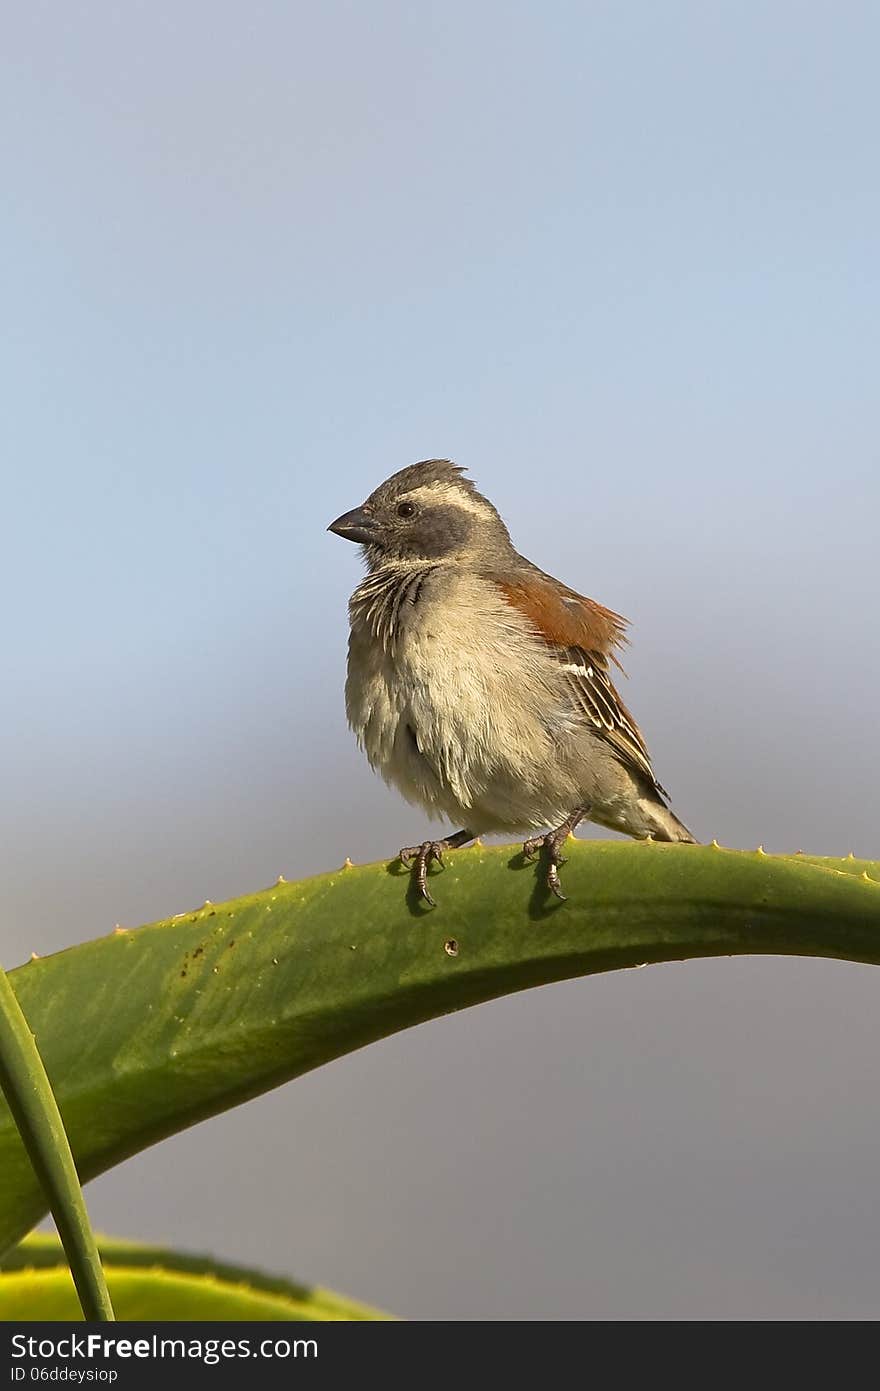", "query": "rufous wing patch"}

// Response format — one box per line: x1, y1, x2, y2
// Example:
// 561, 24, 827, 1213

491, 570, 663, 793
492, 573, 628, 659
